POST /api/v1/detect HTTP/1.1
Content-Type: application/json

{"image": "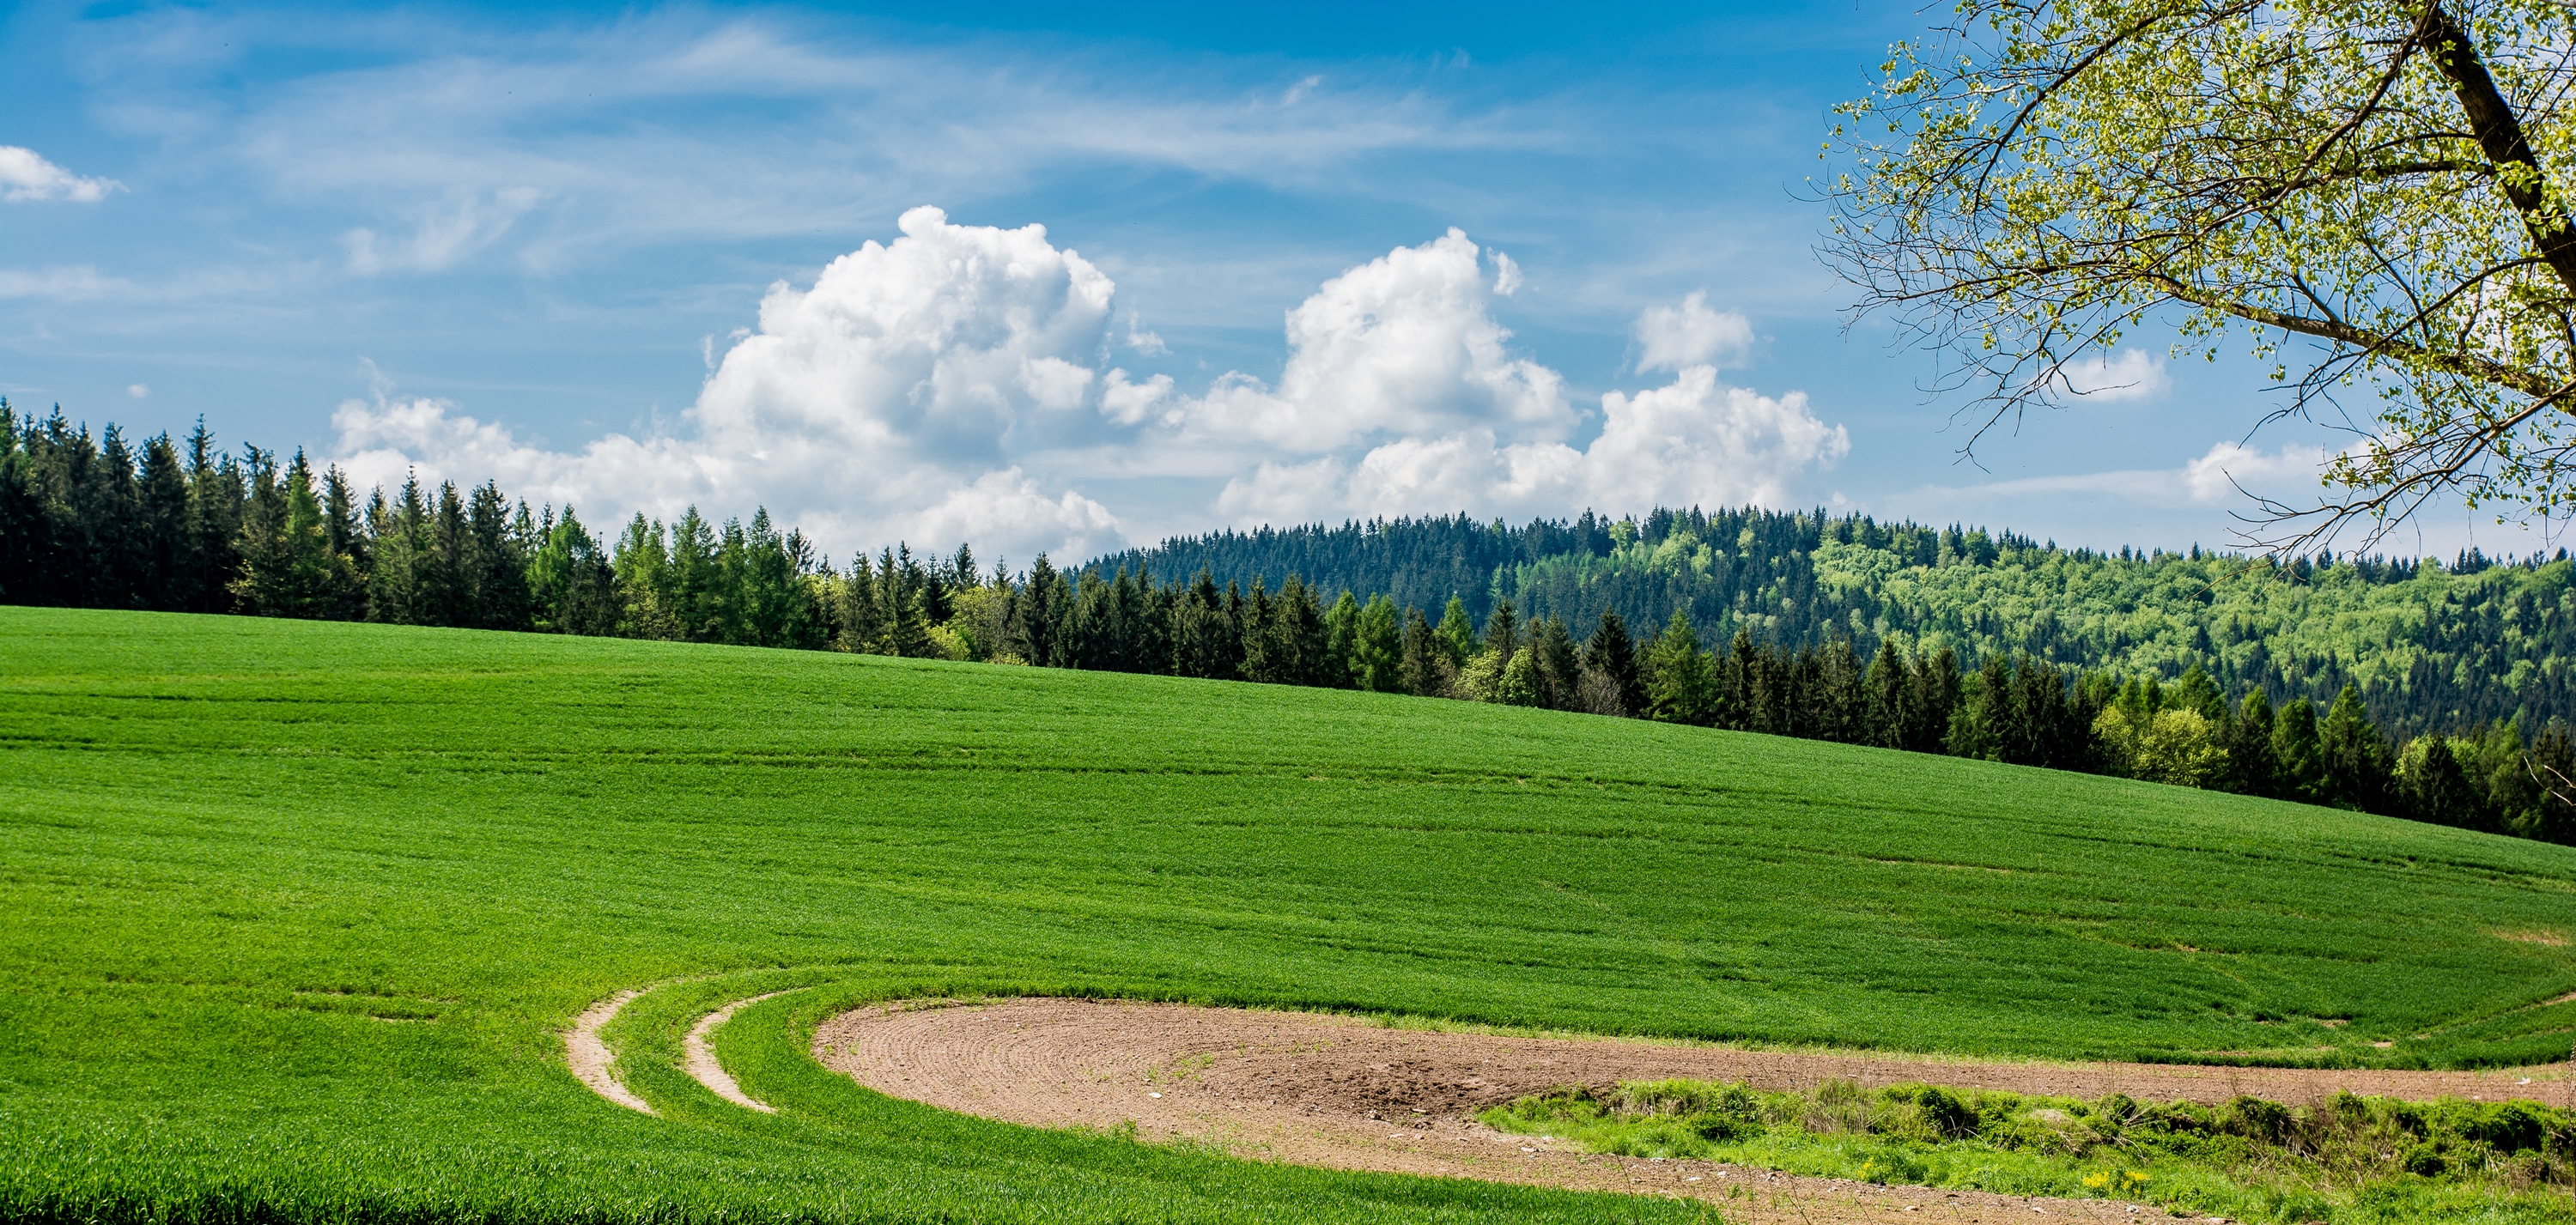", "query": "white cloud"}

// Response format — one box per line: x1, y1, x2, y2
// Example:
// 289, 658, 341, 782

127, 384, 150, 398
0, 147, 124, 203
1124, 312, 1170, 355
2182, 440, 2329, 504
1176, 228, 1570, 453
1634, 290, 1752, 372
344, 185, 543, 274
331, 205, 1127, 562
2053, 347, 2169, 402
1899, 445, 2321, 514
1215, 364, 1846, 524
329, 213, 1844, 564
0, 266, 135, 300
